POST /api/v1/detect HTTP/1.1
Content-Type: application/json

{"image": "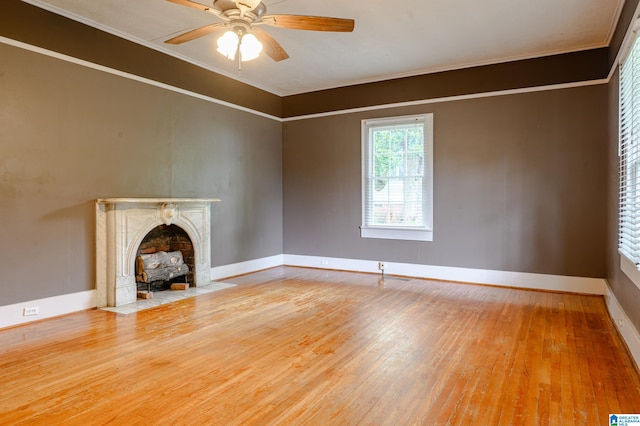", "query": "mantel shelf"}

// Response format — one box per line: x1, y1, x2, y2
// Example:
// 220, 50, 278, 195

96, 198, 221, 204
